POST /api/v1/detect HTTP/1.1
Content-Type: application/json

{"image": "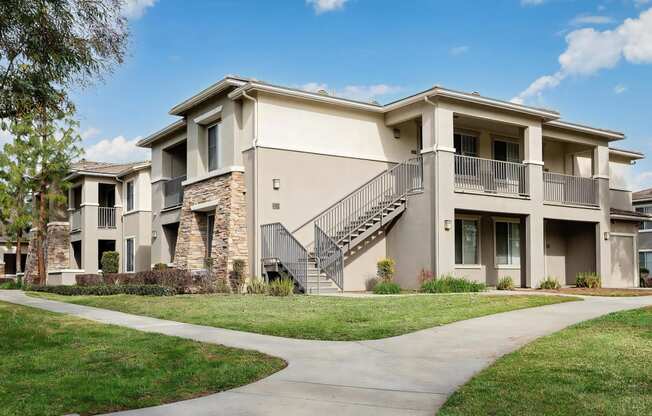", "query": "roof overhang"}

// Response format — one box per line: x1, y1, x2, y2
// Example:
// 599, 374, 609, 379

611, 213, 648, 222
169, 76, 249, 115
137, 119, 187, 148
609, 147, 644, 161
545, 120, 625, 141
116, 162, 151, 178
